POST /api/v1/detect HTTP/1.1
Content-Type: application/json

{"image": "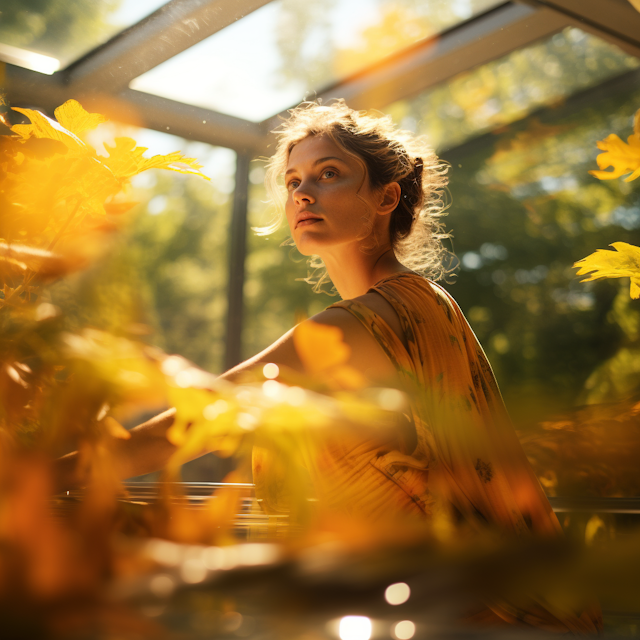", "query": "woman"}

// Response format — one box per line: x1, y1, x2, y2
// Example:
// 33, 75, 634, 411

60, 100, 601, 632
